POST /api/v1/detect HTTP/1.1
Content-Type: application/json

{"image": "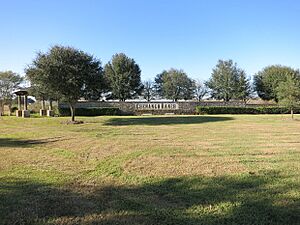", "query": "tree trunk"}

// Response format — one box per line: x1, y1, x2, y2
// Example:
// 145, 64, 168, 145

42, 97, 45, 110
49, 100, 53, 110
291, 108, 294, 120
0, 101, 3, 116
69, 103, 75, 122
0, 101, 5, 116
8, 104, 12, 116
